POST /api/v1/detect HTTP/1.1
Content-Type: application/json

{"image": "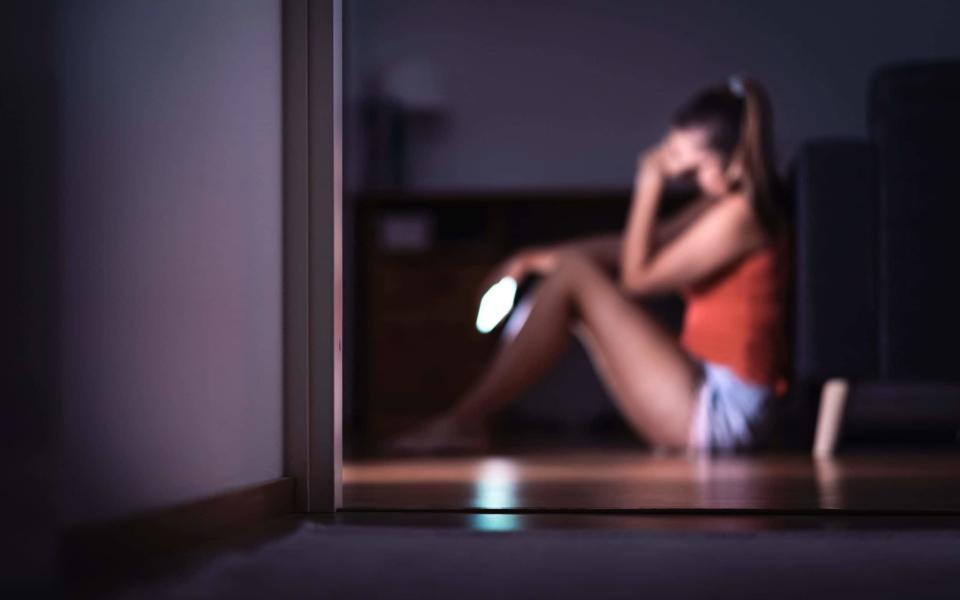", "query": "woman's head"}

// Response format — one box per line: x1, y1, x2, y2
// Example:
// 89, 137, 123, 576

662, 76, 784, 233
